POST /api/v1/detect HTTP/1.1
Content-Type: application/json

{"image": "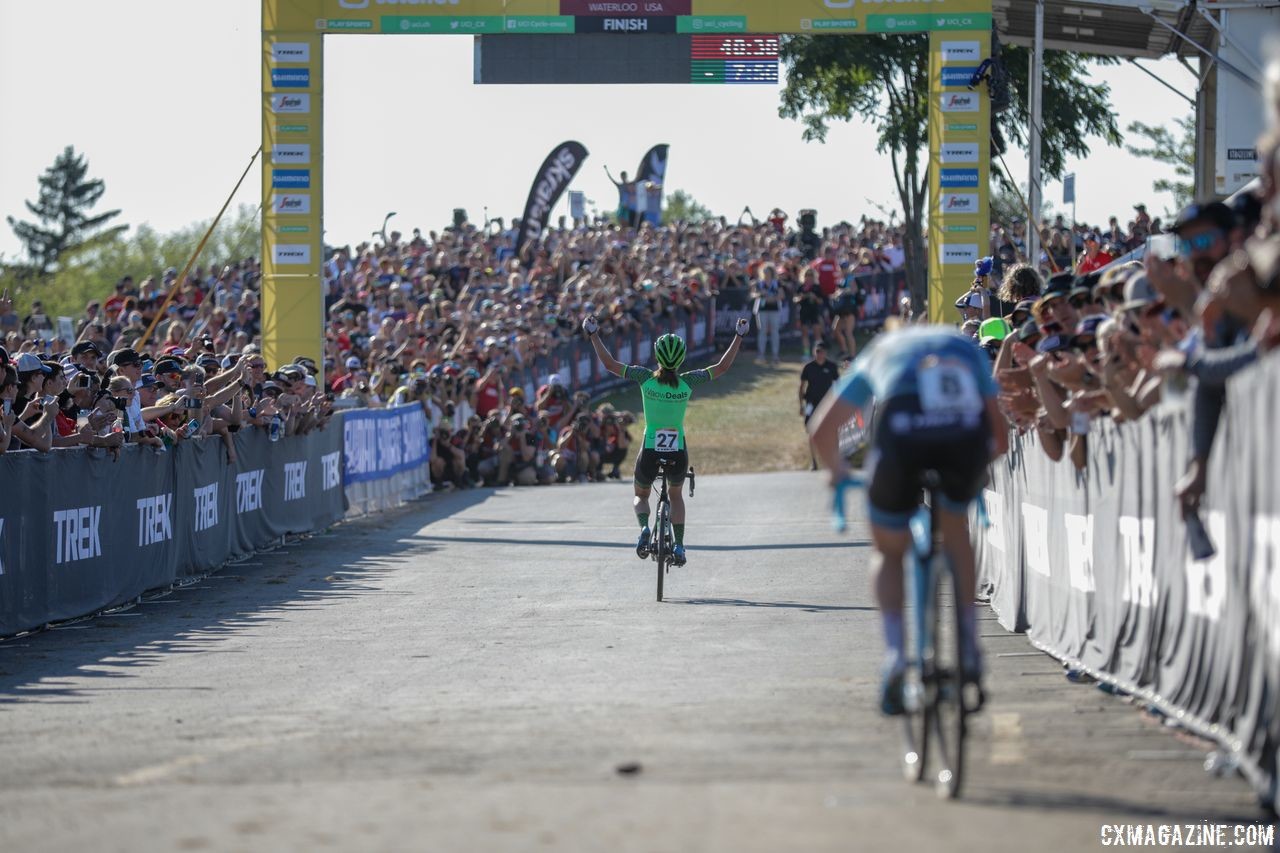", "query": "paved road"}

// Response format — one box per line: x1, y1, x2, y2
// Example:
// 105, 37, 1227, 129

0, 472, 1267, 852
